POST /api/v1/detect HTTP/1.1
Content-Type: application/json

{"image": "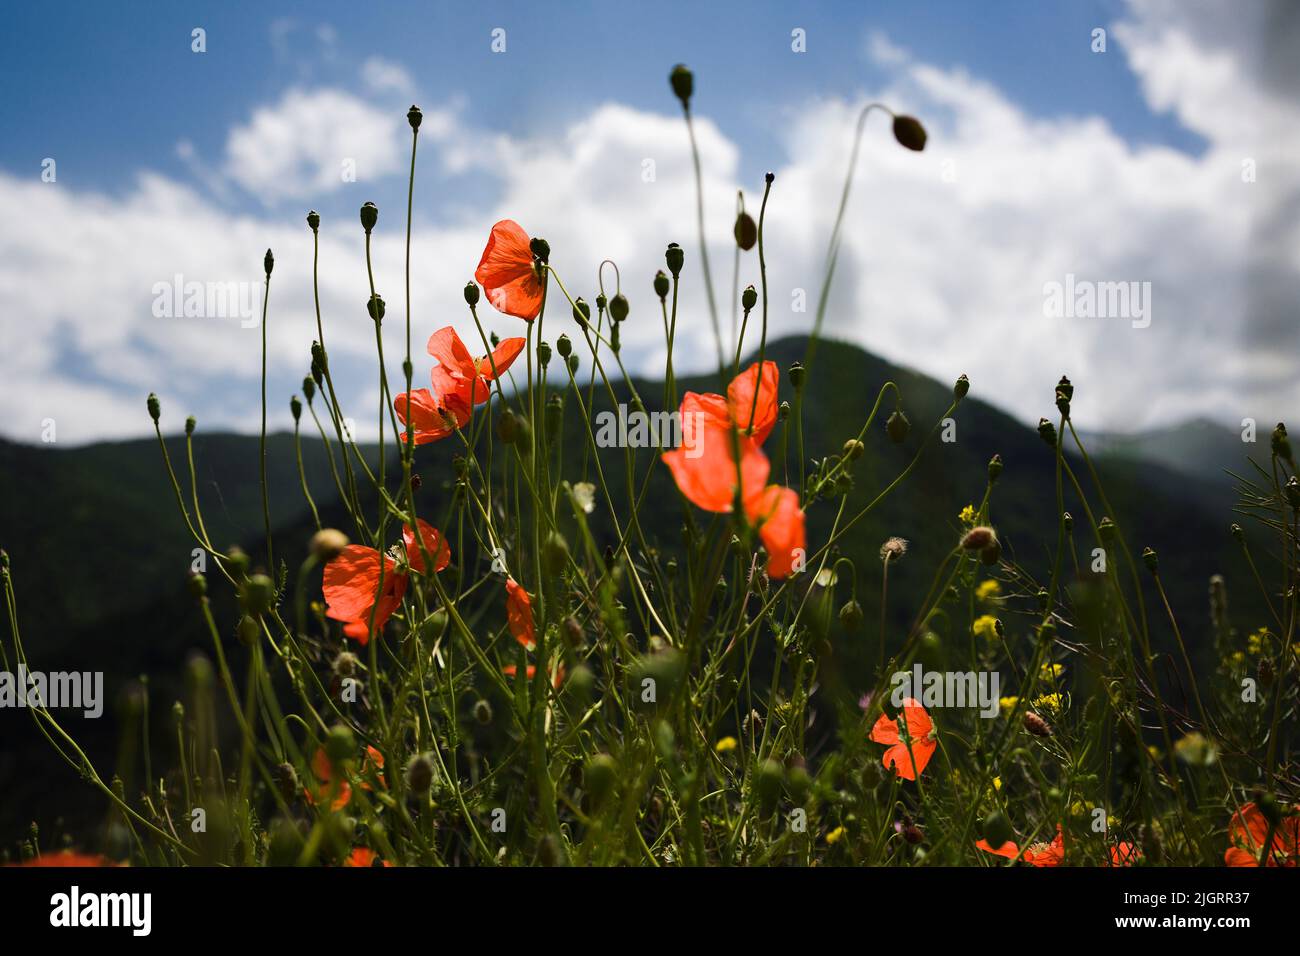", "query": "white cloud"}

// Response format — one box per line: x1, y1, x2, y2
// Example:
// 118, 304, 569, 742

361, 56, 416, 97
2, 1, 1297, 447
